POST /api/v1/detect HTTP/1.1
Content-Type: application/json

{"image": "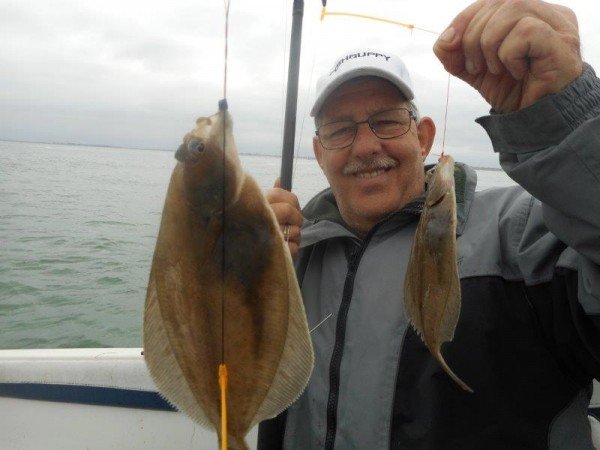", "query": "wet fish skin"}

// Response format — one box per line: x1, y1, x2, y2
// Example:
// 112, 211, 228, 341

144, 110, 314, 449
404, 155, 473, 393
